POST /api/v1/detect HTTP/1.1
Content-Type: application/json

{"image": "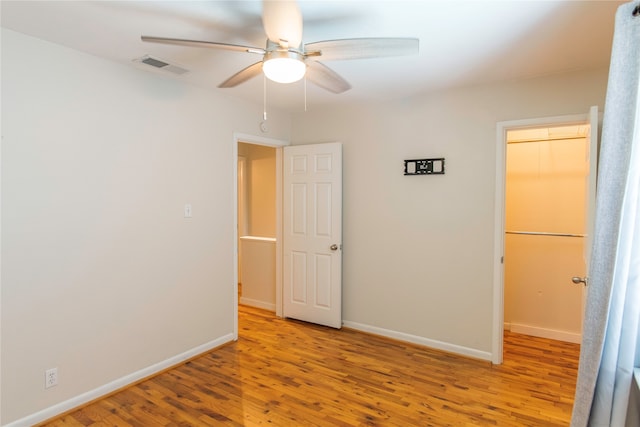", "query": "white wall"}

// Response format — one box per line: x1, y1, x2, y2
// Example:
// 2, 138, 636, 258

0, 29, 291, 424
237, 143, 276, 237
290, 67, 609, 358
